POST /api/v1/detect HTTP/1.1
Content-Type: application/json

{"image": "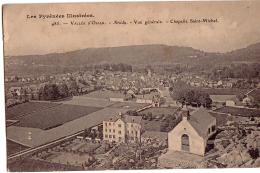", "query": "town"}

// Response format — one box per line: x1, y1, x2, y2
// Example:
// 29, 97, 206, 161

3, 1, 260, 171
5, 62, 260, 171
